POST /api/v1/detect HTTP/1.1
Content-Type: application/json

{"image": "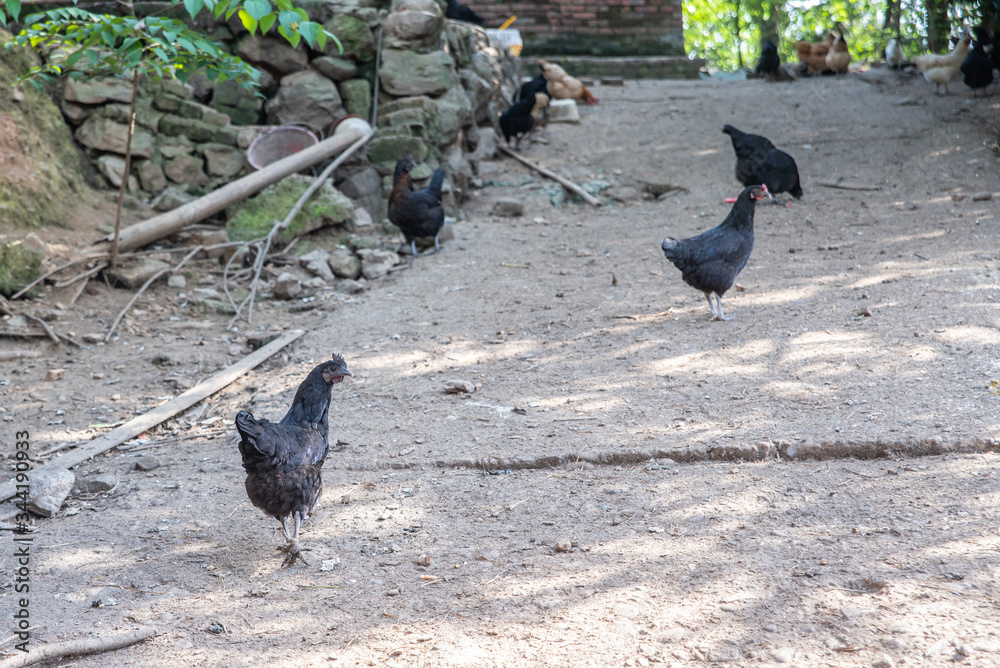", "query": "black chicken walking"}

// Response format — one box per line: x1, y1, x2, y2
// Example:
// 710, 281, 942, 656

235, 354, 352, 567
388, 155, 446, 257
723, 125, 802, 200
661, 184, 772, 321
